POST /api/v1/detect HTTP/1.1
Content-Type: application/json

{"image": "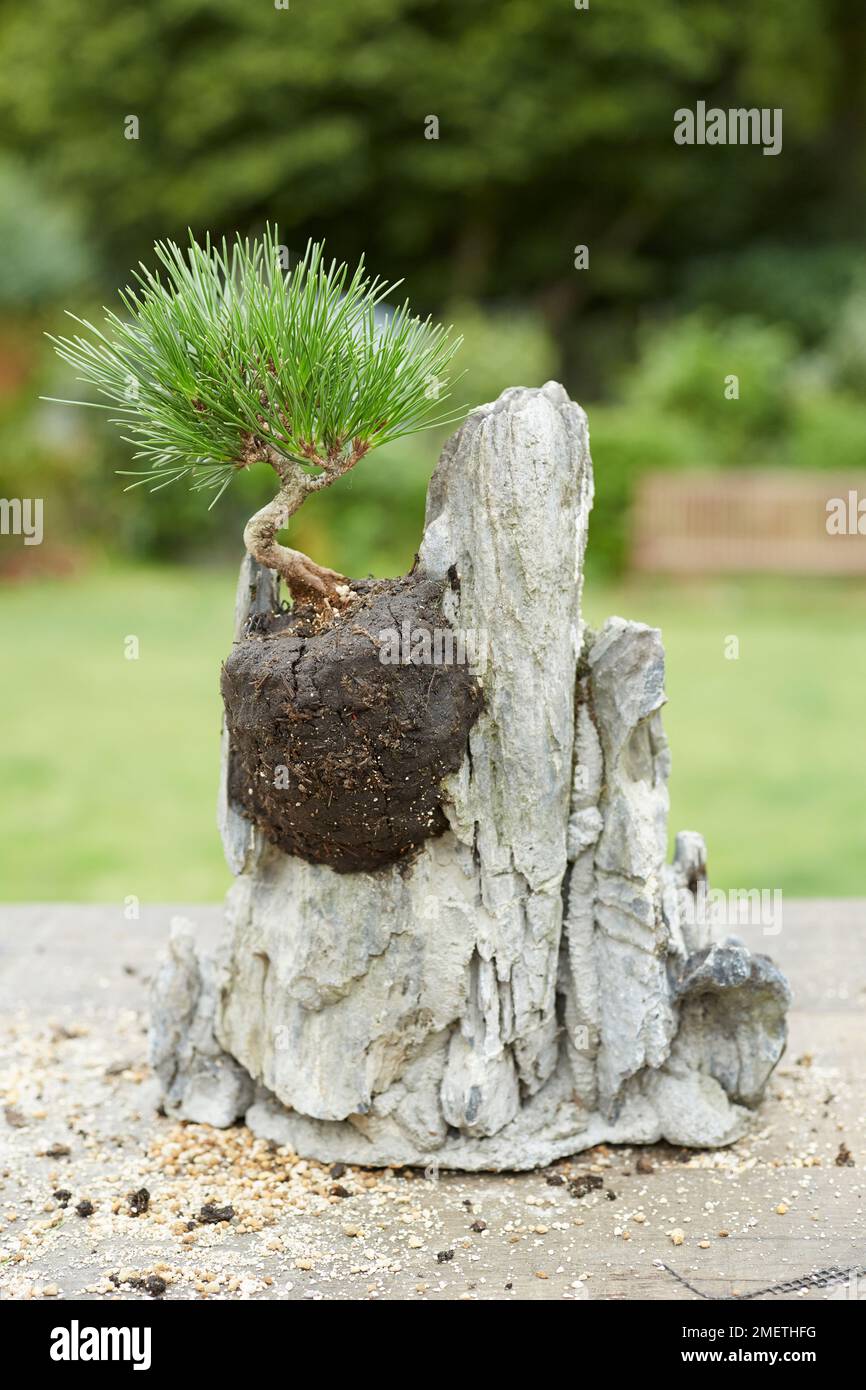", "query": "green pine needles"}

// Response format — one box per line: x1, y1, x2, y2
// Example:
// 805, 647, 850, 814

47, 228, 464, 608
